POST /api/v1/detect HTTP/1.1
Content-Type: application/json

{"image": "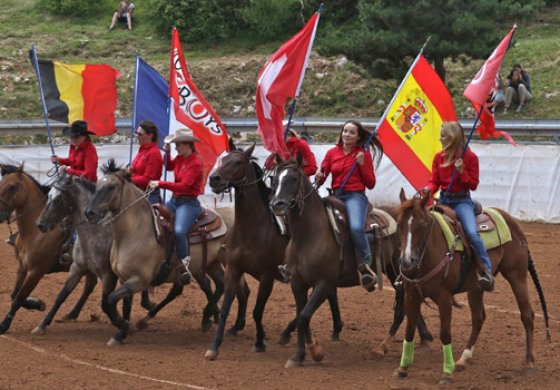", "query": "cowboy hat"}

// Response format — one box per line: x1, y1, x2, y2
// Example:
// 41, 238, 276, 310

282, 119, 298, 137
62, 120, 96, 137
163, 128, 201, 144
